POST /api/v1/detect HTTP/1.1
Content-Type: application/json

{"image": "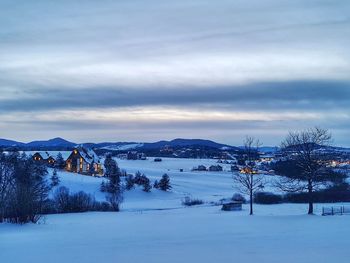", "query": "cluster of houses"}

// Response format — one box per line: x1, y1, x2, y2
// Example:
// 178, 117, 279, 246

330, 160, 350, 169
31, 146, 104, 176
117, 151, 147, 160
192, 165, 224, 172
